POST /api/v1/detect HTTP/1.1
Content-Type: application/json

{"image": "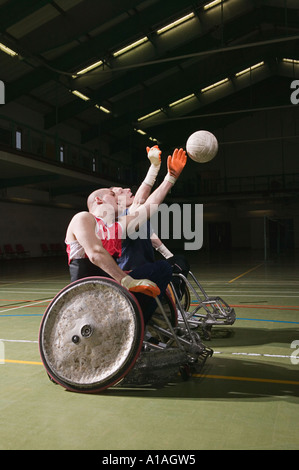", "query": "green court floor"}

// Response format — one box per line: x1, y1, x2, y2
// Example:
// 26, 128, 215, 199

0, 251, 299, 450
